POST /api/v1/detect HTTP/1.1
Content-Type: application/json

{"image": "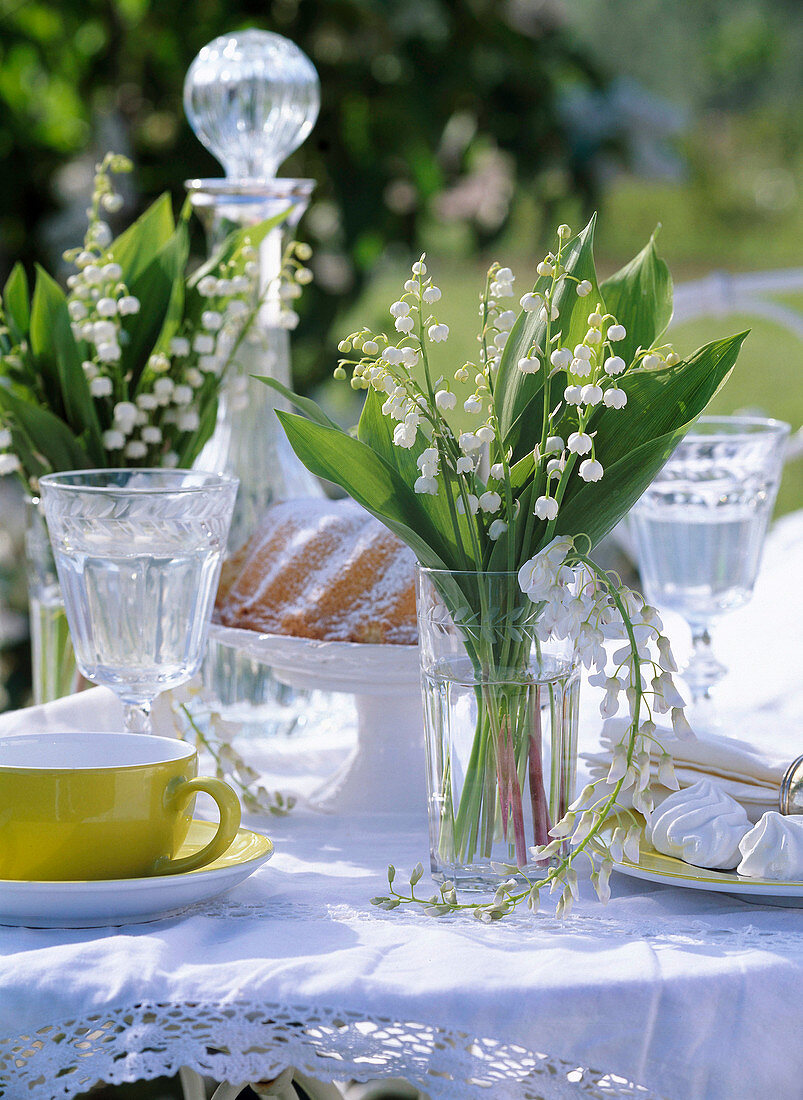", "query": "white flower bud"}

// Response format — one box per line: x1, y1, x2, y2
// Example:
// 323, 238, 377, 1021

113, 401, 137, 423
96, 297, 117, 317
478, 490, 502, 513
96, 342, 121, 363
519, 291, 542, 312
579, 458, 604, 482
395, 316, 414, 333
101, 429, 125, 450
197, 275, 219, 297
90, 375, 113, 397
564, 385, 582, 405
581, 383, 603, 406
201, 310, 222, 331
428, 323, 449, 343
464, 395, 482, 414
603, 387, 627, 409
456, 493, 479, 515
435, 389, 456, 411
534, 495, 558, 520
488, 519, 508, 540
414, 475, 438, 495
389, 301, 410, 318
422, 286, 441, 304
68, 300, 88, 321
518, 355, 540, 374
476, 425, 495, 443
172, 385, 193, 406
550, 347, 572, 369
177, 409, 200, 433
607, 323, 626, 341
604, 355, 626, 376
125, 440, 147, 459
557, 223, 571, 238
193, 334, 215, 355
567, 431, 592, 455
93, 320, 117, 343
576, 280, 592, 297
